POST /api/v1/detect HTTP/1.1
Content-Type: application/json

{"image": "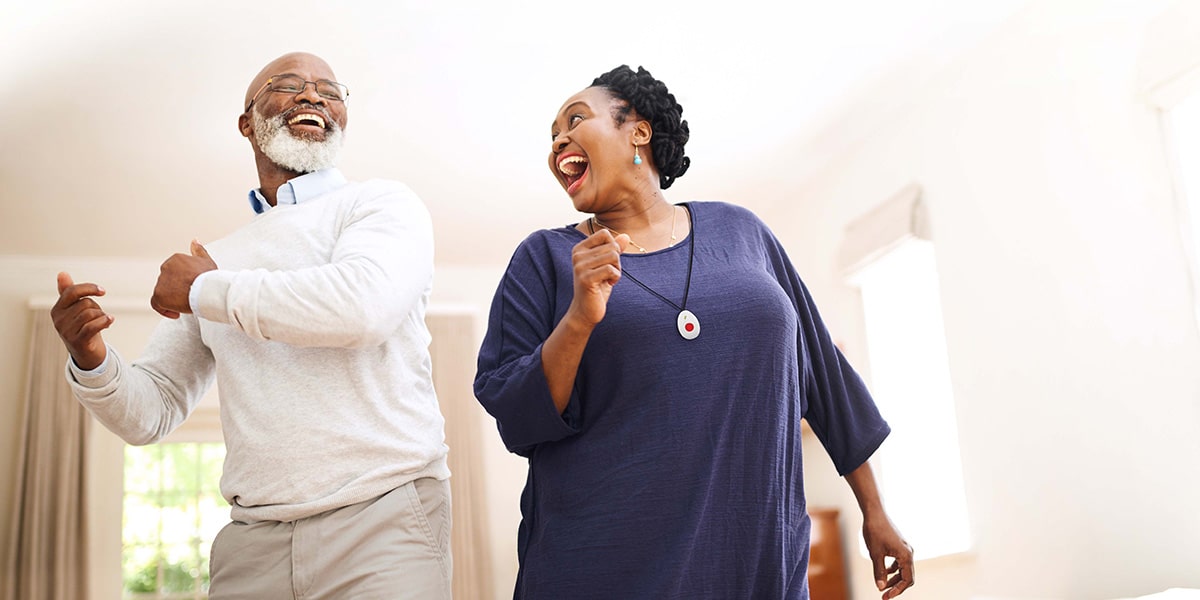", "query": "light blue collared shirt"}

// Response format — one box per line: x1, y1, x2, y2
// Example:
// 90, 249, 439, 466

247, 167, 349, 214
190, 168, 350, 311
